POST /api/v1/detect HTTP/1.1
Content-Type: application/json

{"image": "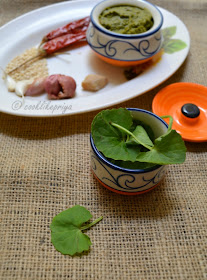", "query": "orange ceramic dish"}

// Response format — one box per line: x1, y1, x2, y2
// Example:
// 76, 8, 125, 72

94, 50, 162, 67
94, 52, 153, 67
152, 83, 207, 142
